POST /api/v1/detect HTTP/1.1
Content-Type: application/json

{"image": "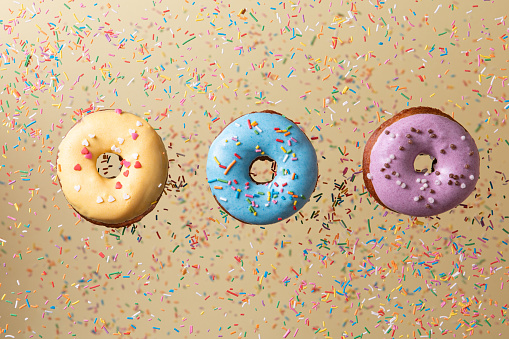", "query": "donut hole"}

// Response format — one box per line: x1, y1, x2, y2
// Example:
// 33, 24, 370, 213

249, 156, 277, 184
413, 153, 437, 173
96, 152, 123, 179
